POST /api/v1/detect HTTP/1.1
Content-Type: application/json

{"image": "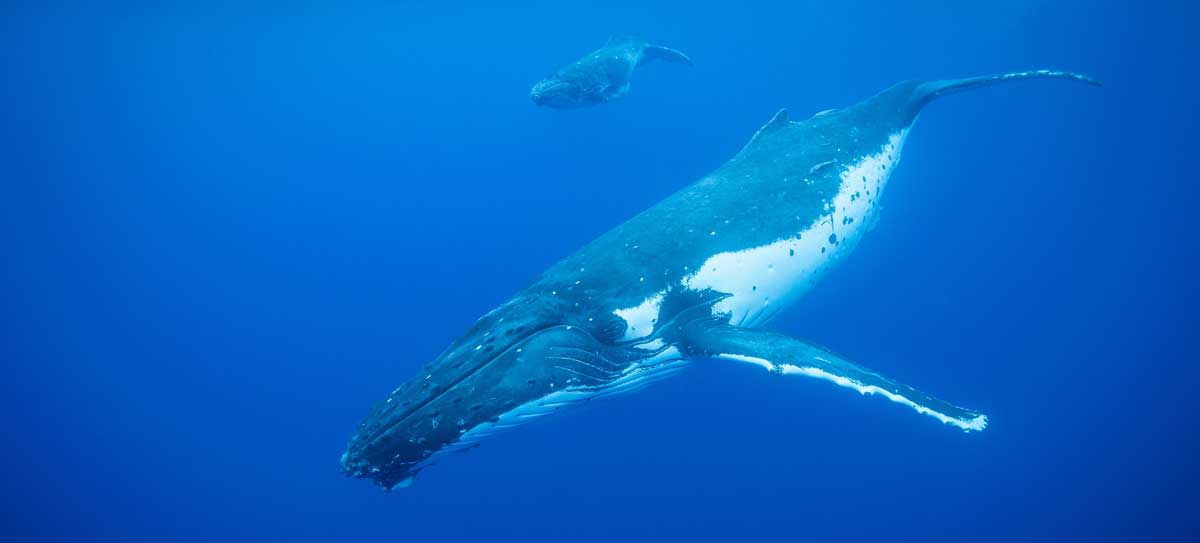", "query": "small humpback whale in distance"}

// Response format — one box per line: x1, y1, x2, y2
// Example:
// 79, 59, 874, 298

343, 70, 1100, 490
530, 35, 693, 109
